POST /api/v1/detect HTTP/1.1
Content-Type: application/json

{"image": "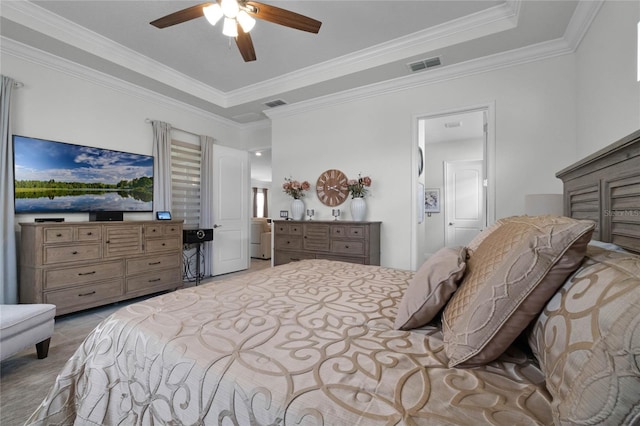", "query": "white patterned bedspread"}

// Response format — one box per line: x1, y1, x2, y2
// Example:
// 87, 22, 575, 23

26, 260, 552, 425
